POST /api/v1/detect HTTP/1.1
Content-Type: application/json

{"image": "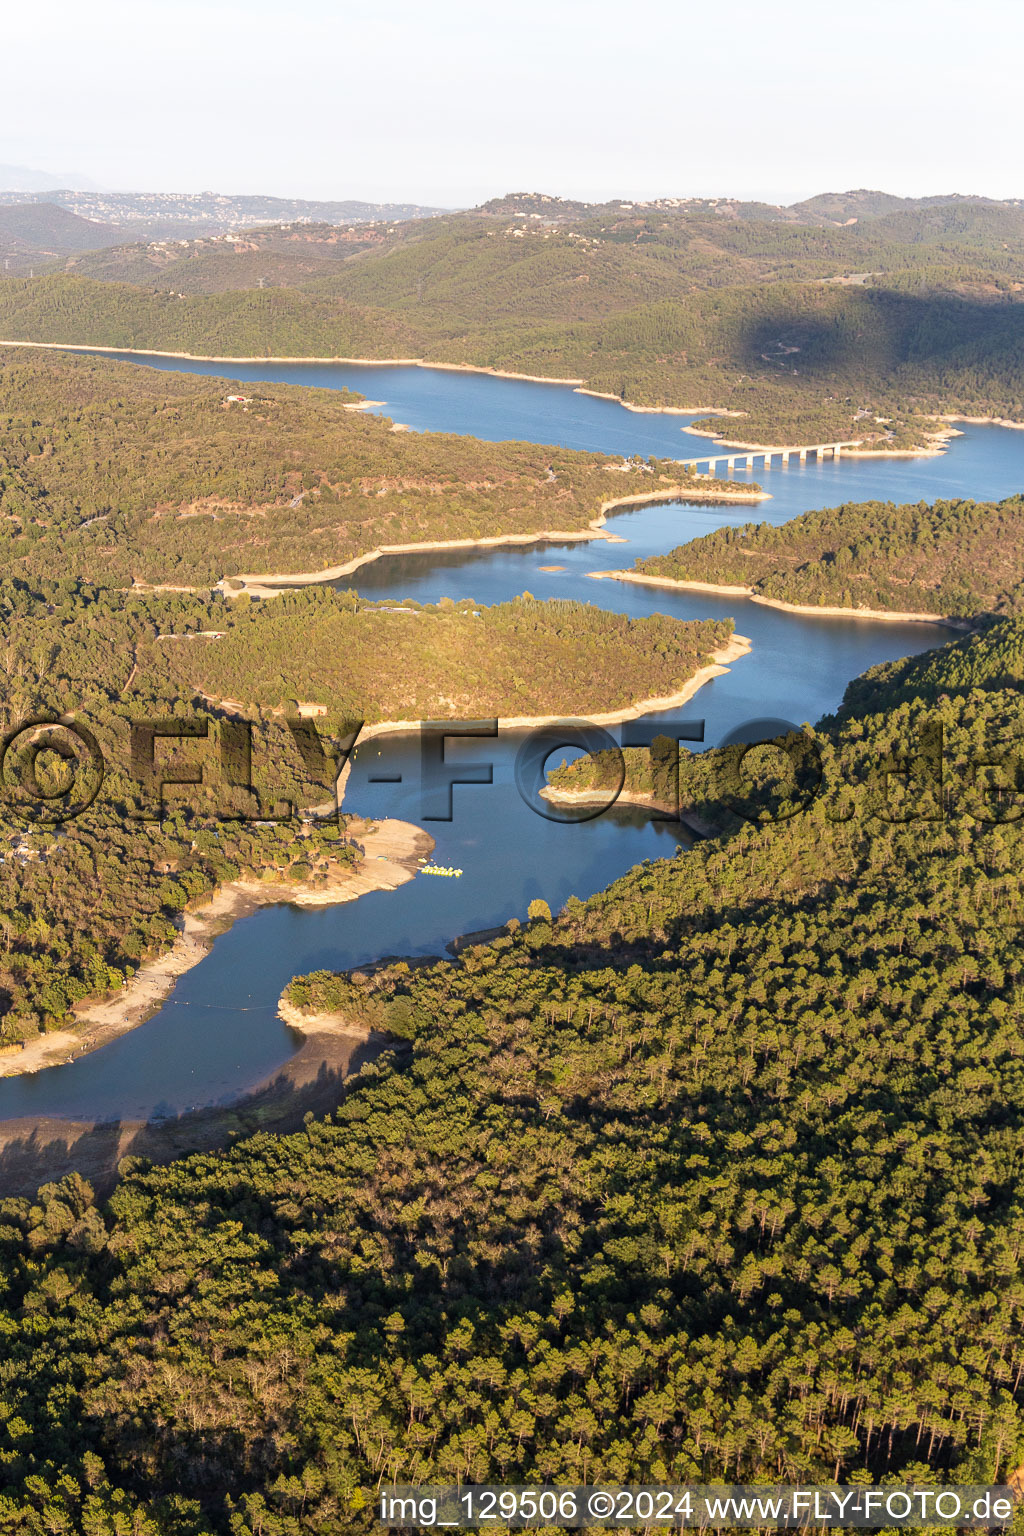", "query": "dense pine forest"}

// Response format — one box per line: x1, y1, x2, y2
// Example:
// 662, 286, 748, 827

1, 616, 1024, 1528
631, 494, 1024, 620
6, 194, 1024, 446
